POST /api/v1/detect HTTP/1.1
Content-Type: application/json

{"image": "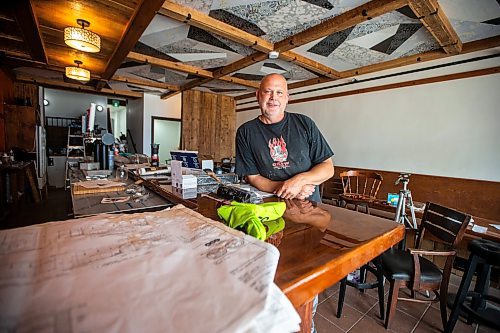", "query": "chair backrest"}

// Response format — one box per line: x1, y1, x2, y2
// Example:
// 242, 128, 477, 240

416, 202, 471, 249
321, 177, 344, 203
339, 170, 383, 199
